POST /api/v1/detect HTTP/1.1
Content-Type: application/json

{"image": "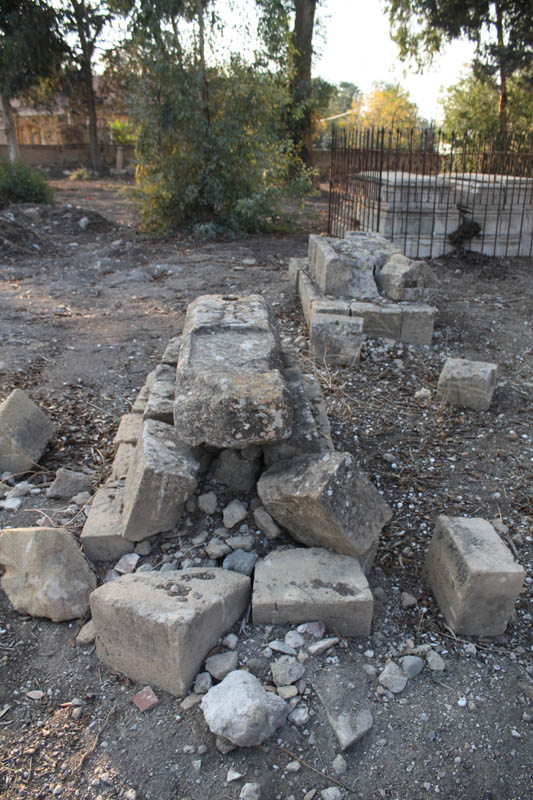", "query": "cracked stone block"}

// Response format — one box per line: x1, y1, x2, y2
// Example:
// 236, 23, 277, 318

113, 414, 143, 452
90, 569, 251, 696
161, 336, 182, 366
310, 313, 365, 366
437, 358, 498, 411
400, 303, 437, 345
257, 452, 392, 570
131, 370, 156, 414
0, 527, 96, 621
143, 364, 176, 425
263, 351, 333, 467
0, 389, 55, 474
81, 483, 134, 561
425, 516, 525, 636
122, 419, 199, 541
252, 548, 373, 636
174, 295, 293, 448
375, 253, 415, 300
350, 302, 403, 340
308, 234, 382, 299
